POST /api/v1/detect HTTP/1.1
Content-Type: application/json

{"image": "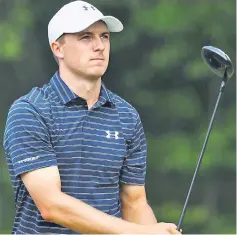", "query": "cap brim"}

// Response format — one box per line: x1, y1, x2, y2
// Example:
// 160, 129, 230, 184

100, 16, 123, 32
